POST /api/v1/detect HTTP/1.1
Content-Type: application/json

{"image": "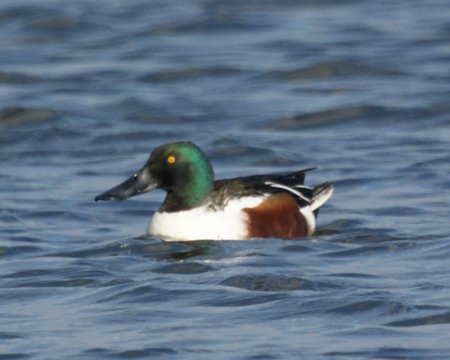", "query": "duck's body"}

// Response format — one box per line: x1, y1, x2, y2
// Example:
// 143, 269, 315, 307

95, 142, 333, 241
150, 196, 263, 241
